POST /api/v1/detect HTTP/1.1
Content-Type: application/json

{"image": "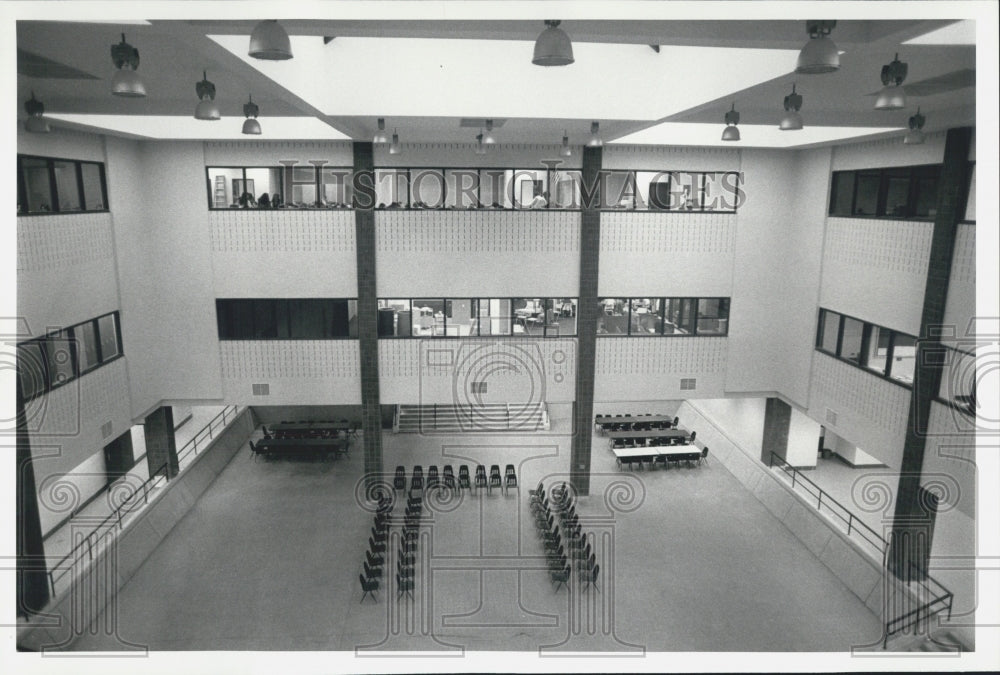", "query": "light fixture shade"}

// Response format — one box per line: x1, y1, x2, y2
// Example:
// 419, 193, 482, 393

249, 20, 293, 60
779, 111, 803, 131
242, 118, 262, 135
721, 125, 741, 141
111, 67, 146, 98
195, 97, 221, 121
532, 20, 574, 66
796, 36, 840, 74
903, 129, 925, 145
560, 131, 572, 157
25, 116, 50, 133
475, 132, 487, 155
389, 131, 401, 155
874, 85, 907, 110
373, 118, 388, 144
586, 121, 603, 147
482, 119, 497, 145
